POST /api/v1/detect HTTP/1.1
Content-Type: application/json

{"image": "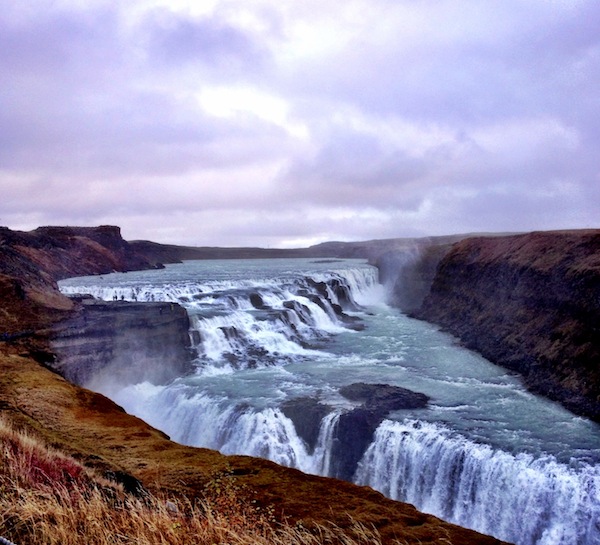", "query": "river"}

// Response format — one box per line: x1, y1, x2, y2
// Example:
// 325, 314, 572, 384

59, 258, 600, 545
